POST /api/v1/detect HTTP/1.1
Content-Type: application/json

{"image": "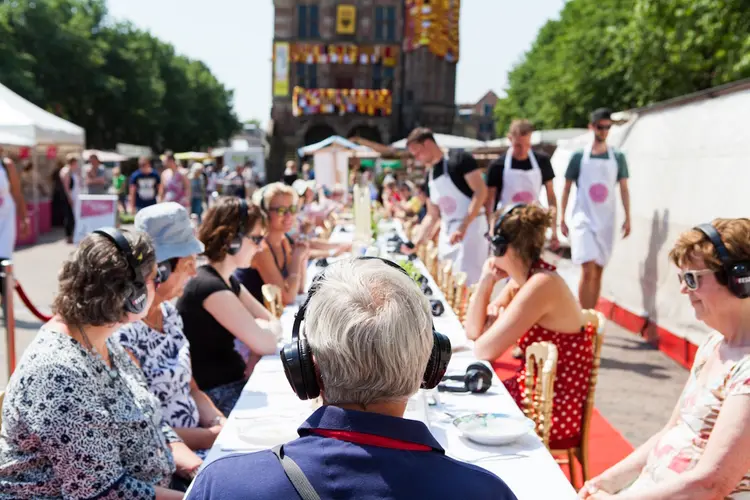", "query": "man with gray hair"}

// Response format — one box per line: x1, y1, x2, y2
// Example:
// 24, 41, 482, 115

189, 258, 518, 499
